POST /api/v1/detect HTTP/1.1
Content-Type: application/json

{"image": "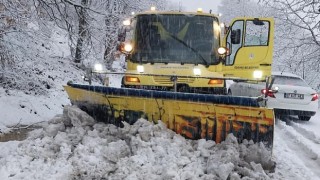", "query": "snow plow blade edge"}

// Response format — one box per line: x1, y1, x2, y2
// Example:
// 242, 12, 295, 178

64, 83, 274, 147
